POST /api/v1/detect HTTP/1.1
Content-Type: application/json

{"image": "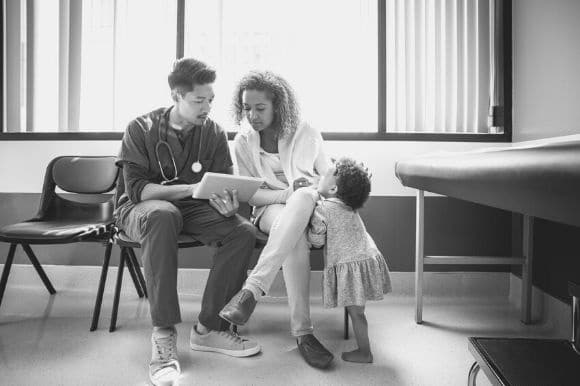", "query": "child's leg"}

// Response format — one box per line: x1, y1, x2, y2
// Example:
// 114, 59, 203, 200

342, 305, 373, 363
